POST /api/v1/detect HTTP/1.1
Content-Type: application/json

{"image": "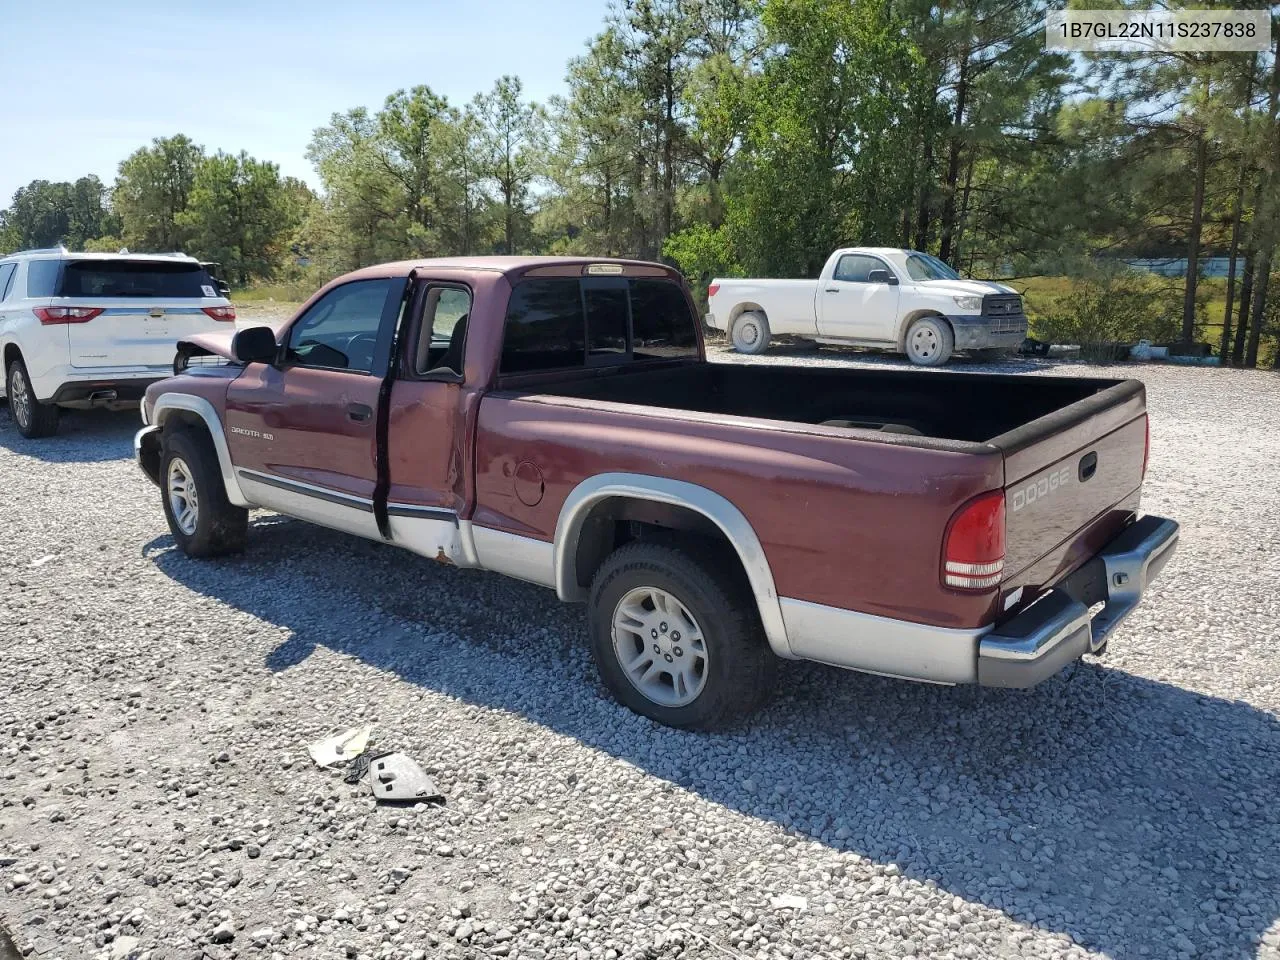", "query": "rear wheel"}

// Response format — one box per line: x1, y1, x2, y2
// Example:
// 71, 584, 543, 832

903, 315, 954, 367
160, 428, 248, 557
587, 540, 776, 730
5, 359, 59, 438
730, 311, 771, 354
